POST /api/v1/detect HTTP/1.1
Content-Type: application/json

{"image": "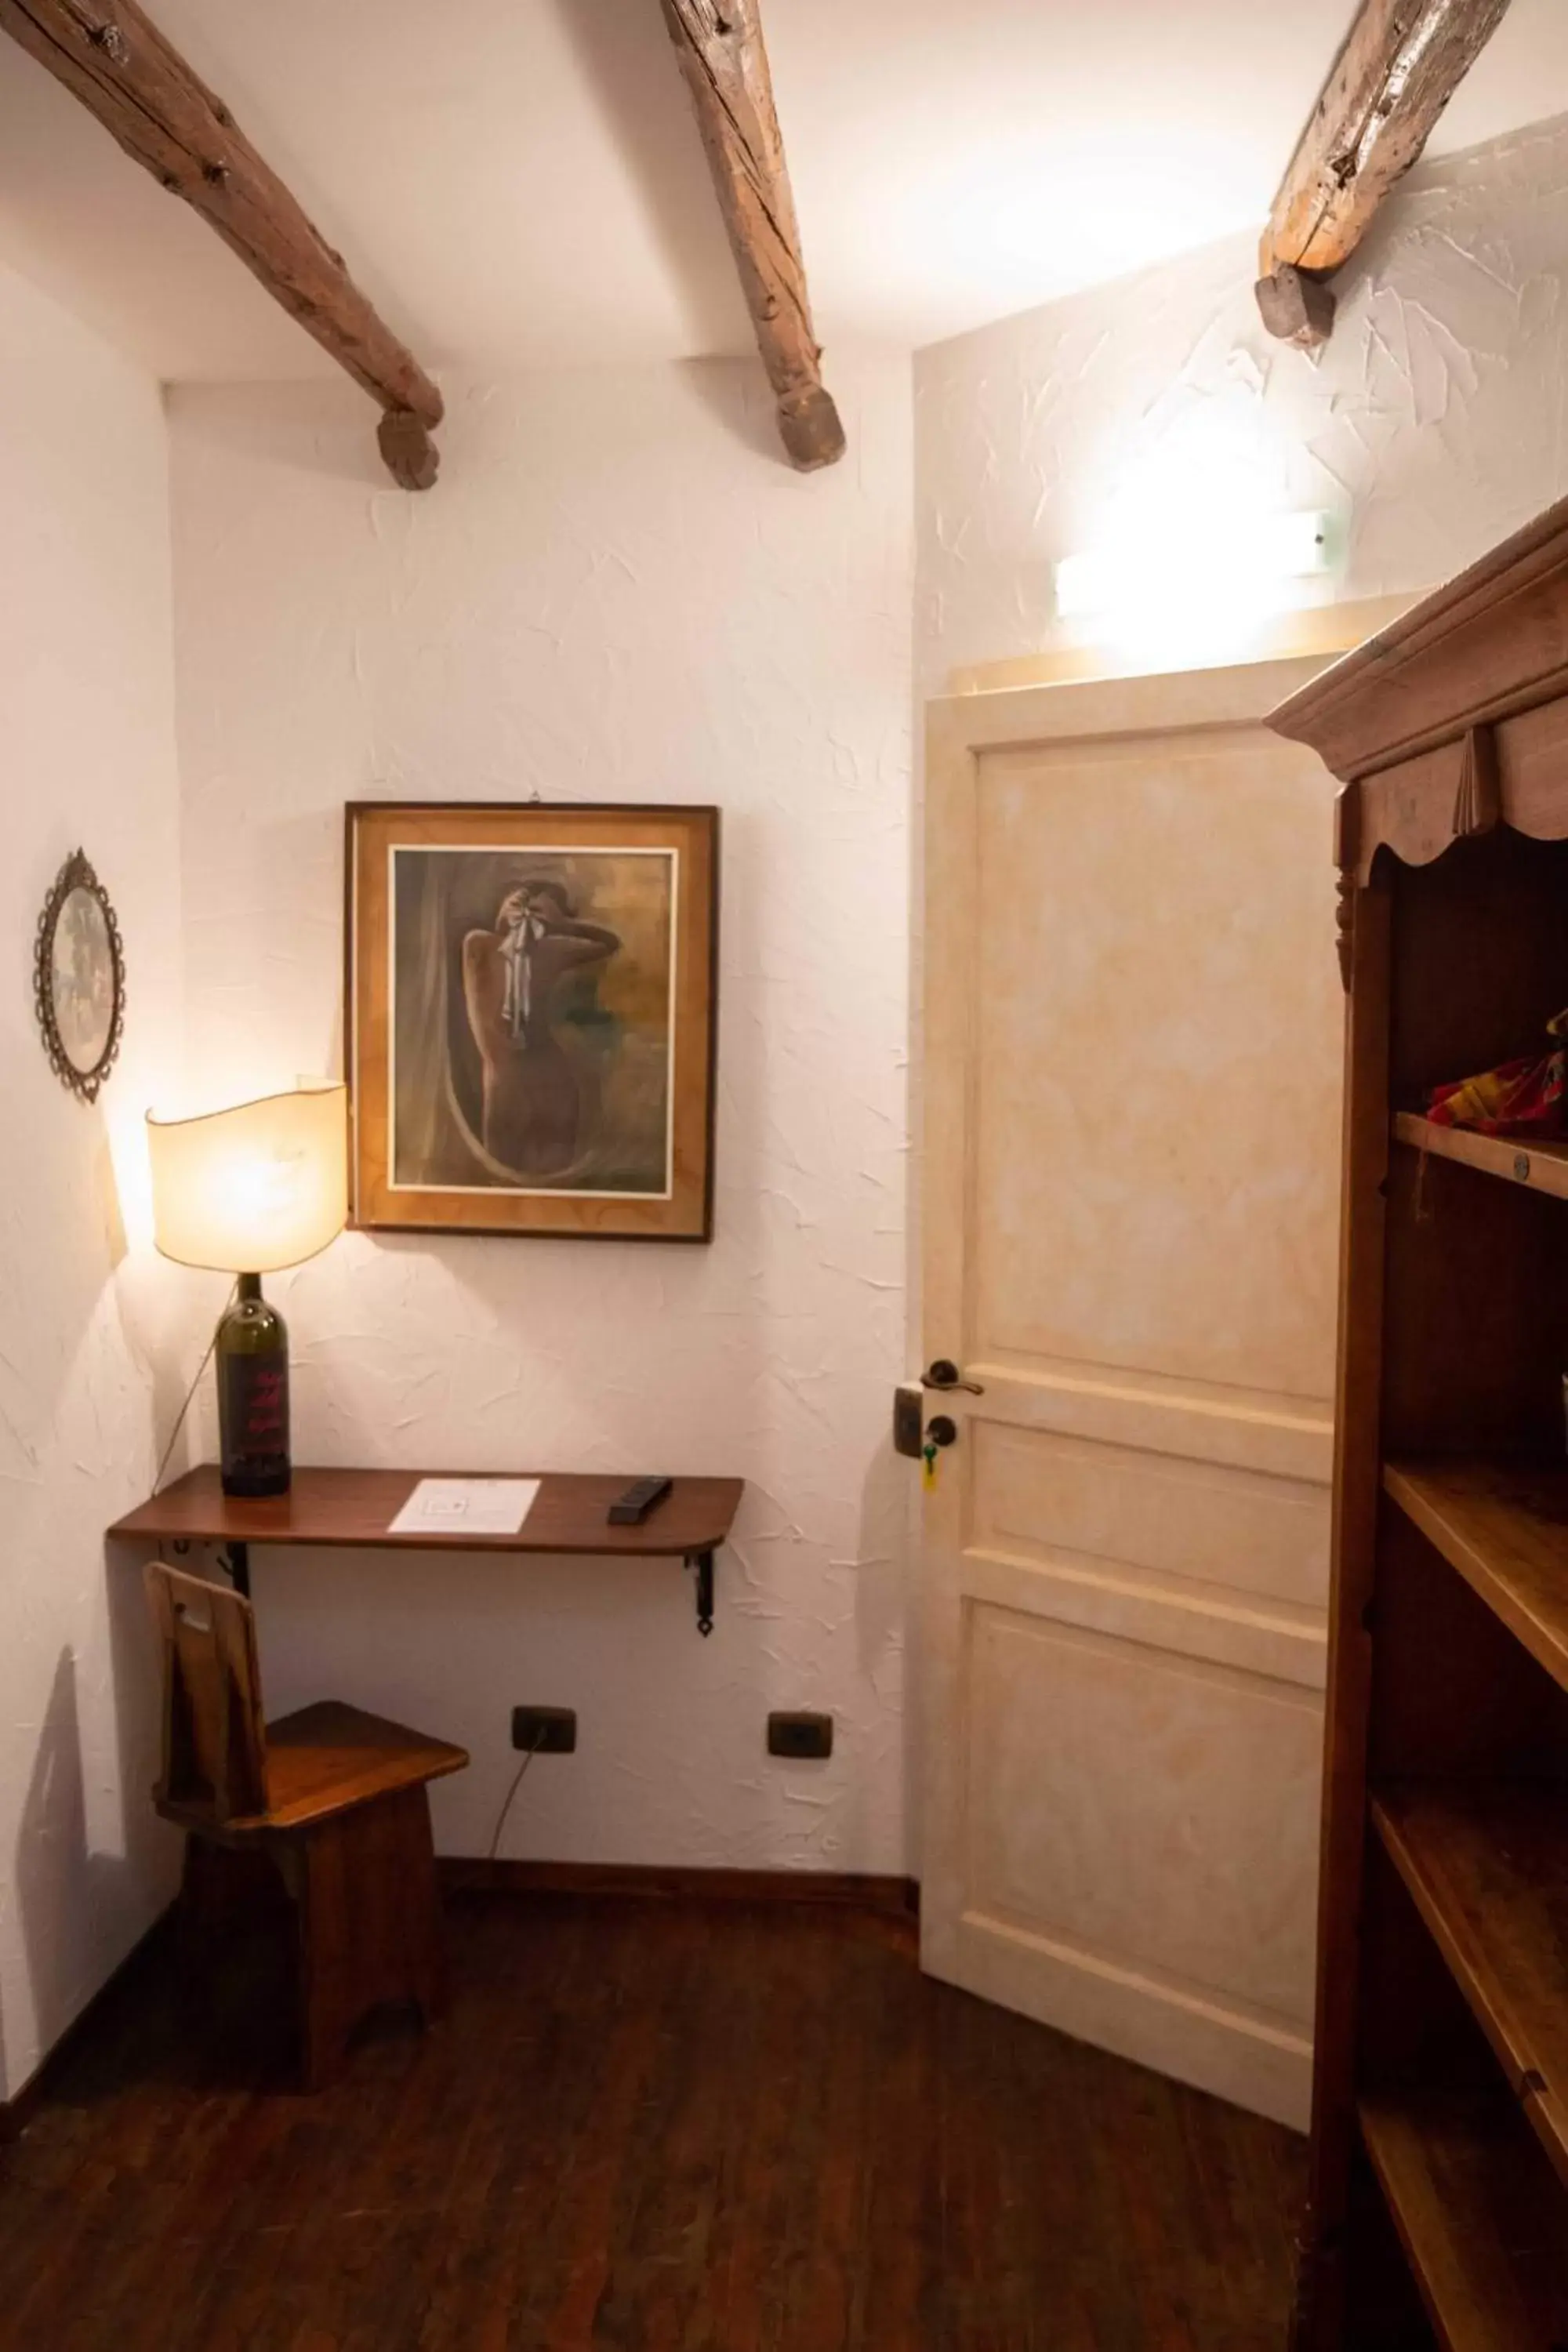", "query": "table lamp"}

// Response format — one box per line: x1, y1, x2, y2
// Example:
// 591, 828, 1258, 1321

147, 1082, 348, 1497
